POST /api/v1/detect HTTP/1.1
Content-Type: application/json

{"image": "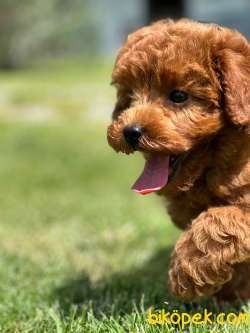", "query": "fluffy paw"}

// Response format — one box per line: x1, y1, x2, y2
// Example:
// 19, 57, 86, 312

168, 253, 226, 300
168, 230, 233, 300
